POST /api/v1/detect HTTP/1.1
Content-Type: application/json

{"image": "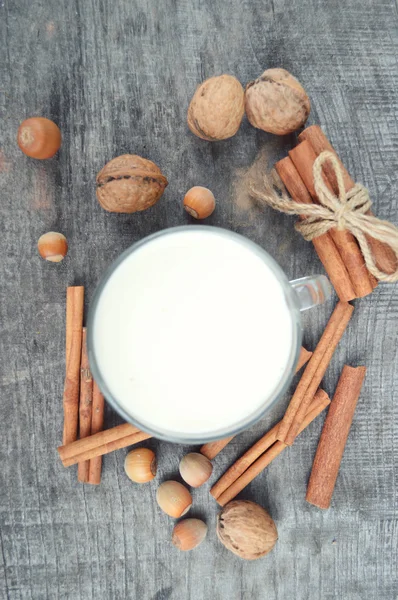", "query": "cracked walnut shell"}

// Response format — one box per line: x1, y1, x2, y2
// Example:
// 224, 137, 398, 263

96, 154, 168, 213
245, 68, 310, 135
187, 74, 244, 141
